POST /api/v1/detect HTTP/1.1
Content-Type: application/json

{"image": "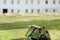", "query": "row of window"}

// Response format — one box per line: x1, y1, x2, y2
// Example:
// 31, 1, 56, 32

4, 0, 20, 4
45, 0, 60, 4
4, 0, 60, 4
10, 9, 56, 13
